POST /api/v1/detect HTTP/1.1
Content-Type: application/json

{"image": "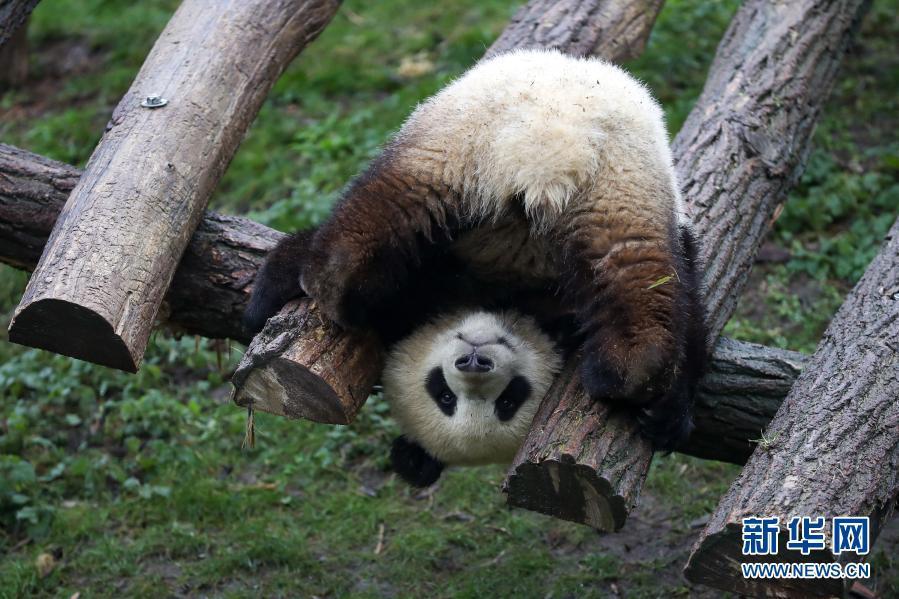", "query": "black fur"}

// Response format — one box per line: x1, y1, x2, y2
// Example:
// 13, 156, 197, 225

425, 367, 457, 416
243, 230, 315, 336
635, 224, 708, 451
390, 435, 445, 487
494, 375, 533, 422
